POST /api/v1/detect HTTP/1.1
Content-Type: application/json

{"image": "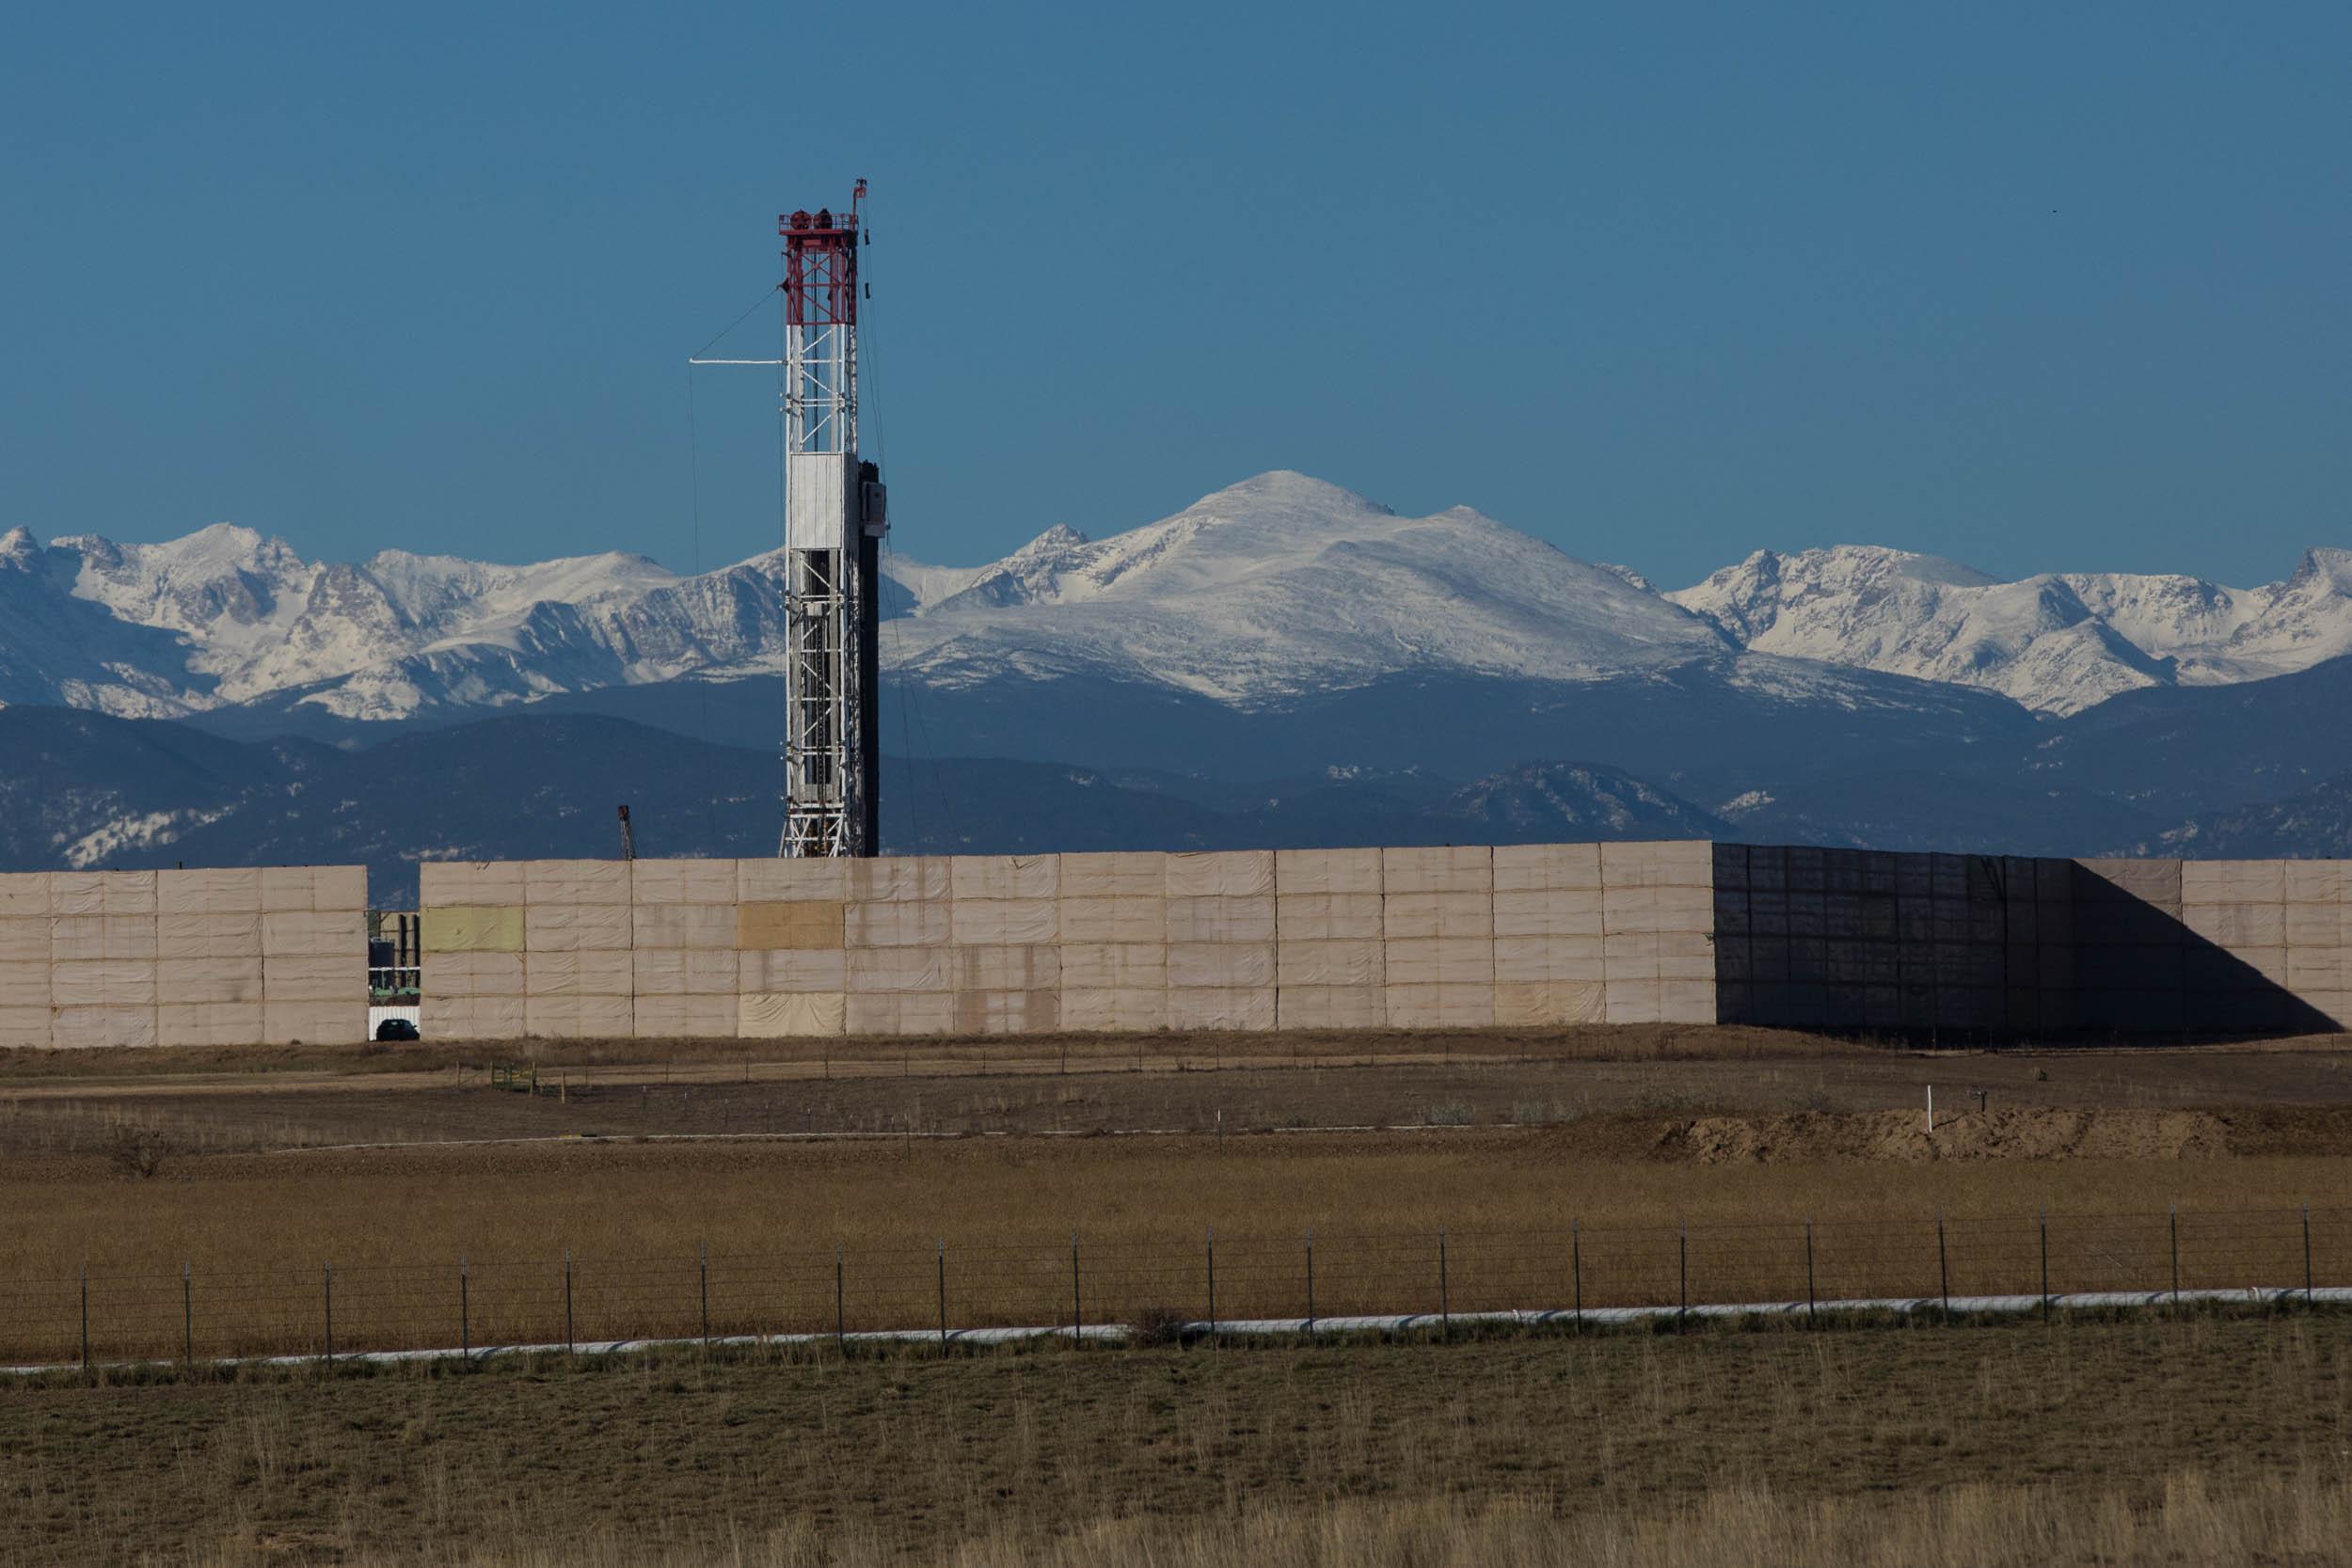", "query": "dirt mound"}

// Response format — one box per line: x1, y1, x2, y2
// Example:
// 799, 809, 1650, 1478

1650, 1107, 2236, 1164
